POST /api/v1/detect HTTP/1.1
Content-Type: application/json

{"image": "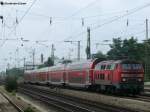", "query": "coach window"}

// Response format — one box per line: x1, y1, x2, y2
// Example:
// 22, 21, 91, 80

101, 65, 106, 70
101, 65, 104, 70
106, 65, 111, 70
104, 65, 106, 70
110, 64, 116, 70
95, 64, 101, 70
